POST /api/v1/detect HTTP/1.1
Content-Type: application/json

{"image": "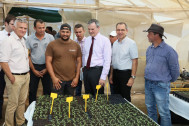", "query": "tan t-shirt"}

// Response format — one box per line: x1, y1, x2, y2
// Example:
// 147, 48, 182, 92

46, 38, 82, 81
